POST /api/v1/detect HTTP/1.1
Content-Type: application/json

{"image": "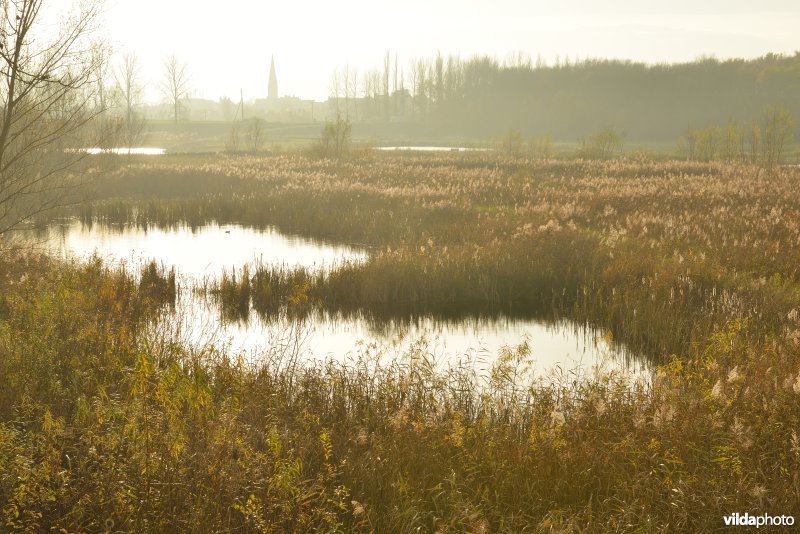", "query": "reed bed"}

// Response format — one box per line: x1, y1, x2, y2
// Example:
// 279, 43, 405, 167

1, 253, 799, 531
4, 153, 800, 530
55, 154, 800, 359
